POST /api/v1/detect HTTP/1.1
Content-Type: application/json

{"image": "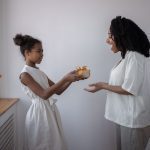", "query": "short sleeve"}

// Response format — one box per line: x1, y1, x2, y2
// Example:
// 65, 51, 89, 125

122, 53, 144, 96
